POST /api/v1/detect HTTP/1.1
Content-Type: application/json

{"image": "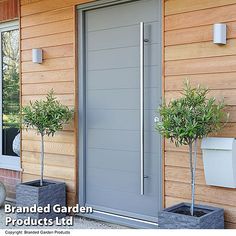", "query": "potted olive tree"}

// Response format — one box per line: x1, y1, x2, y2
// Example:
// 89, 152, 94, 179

156, 81, 228, 229
16, 90, 73, 220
